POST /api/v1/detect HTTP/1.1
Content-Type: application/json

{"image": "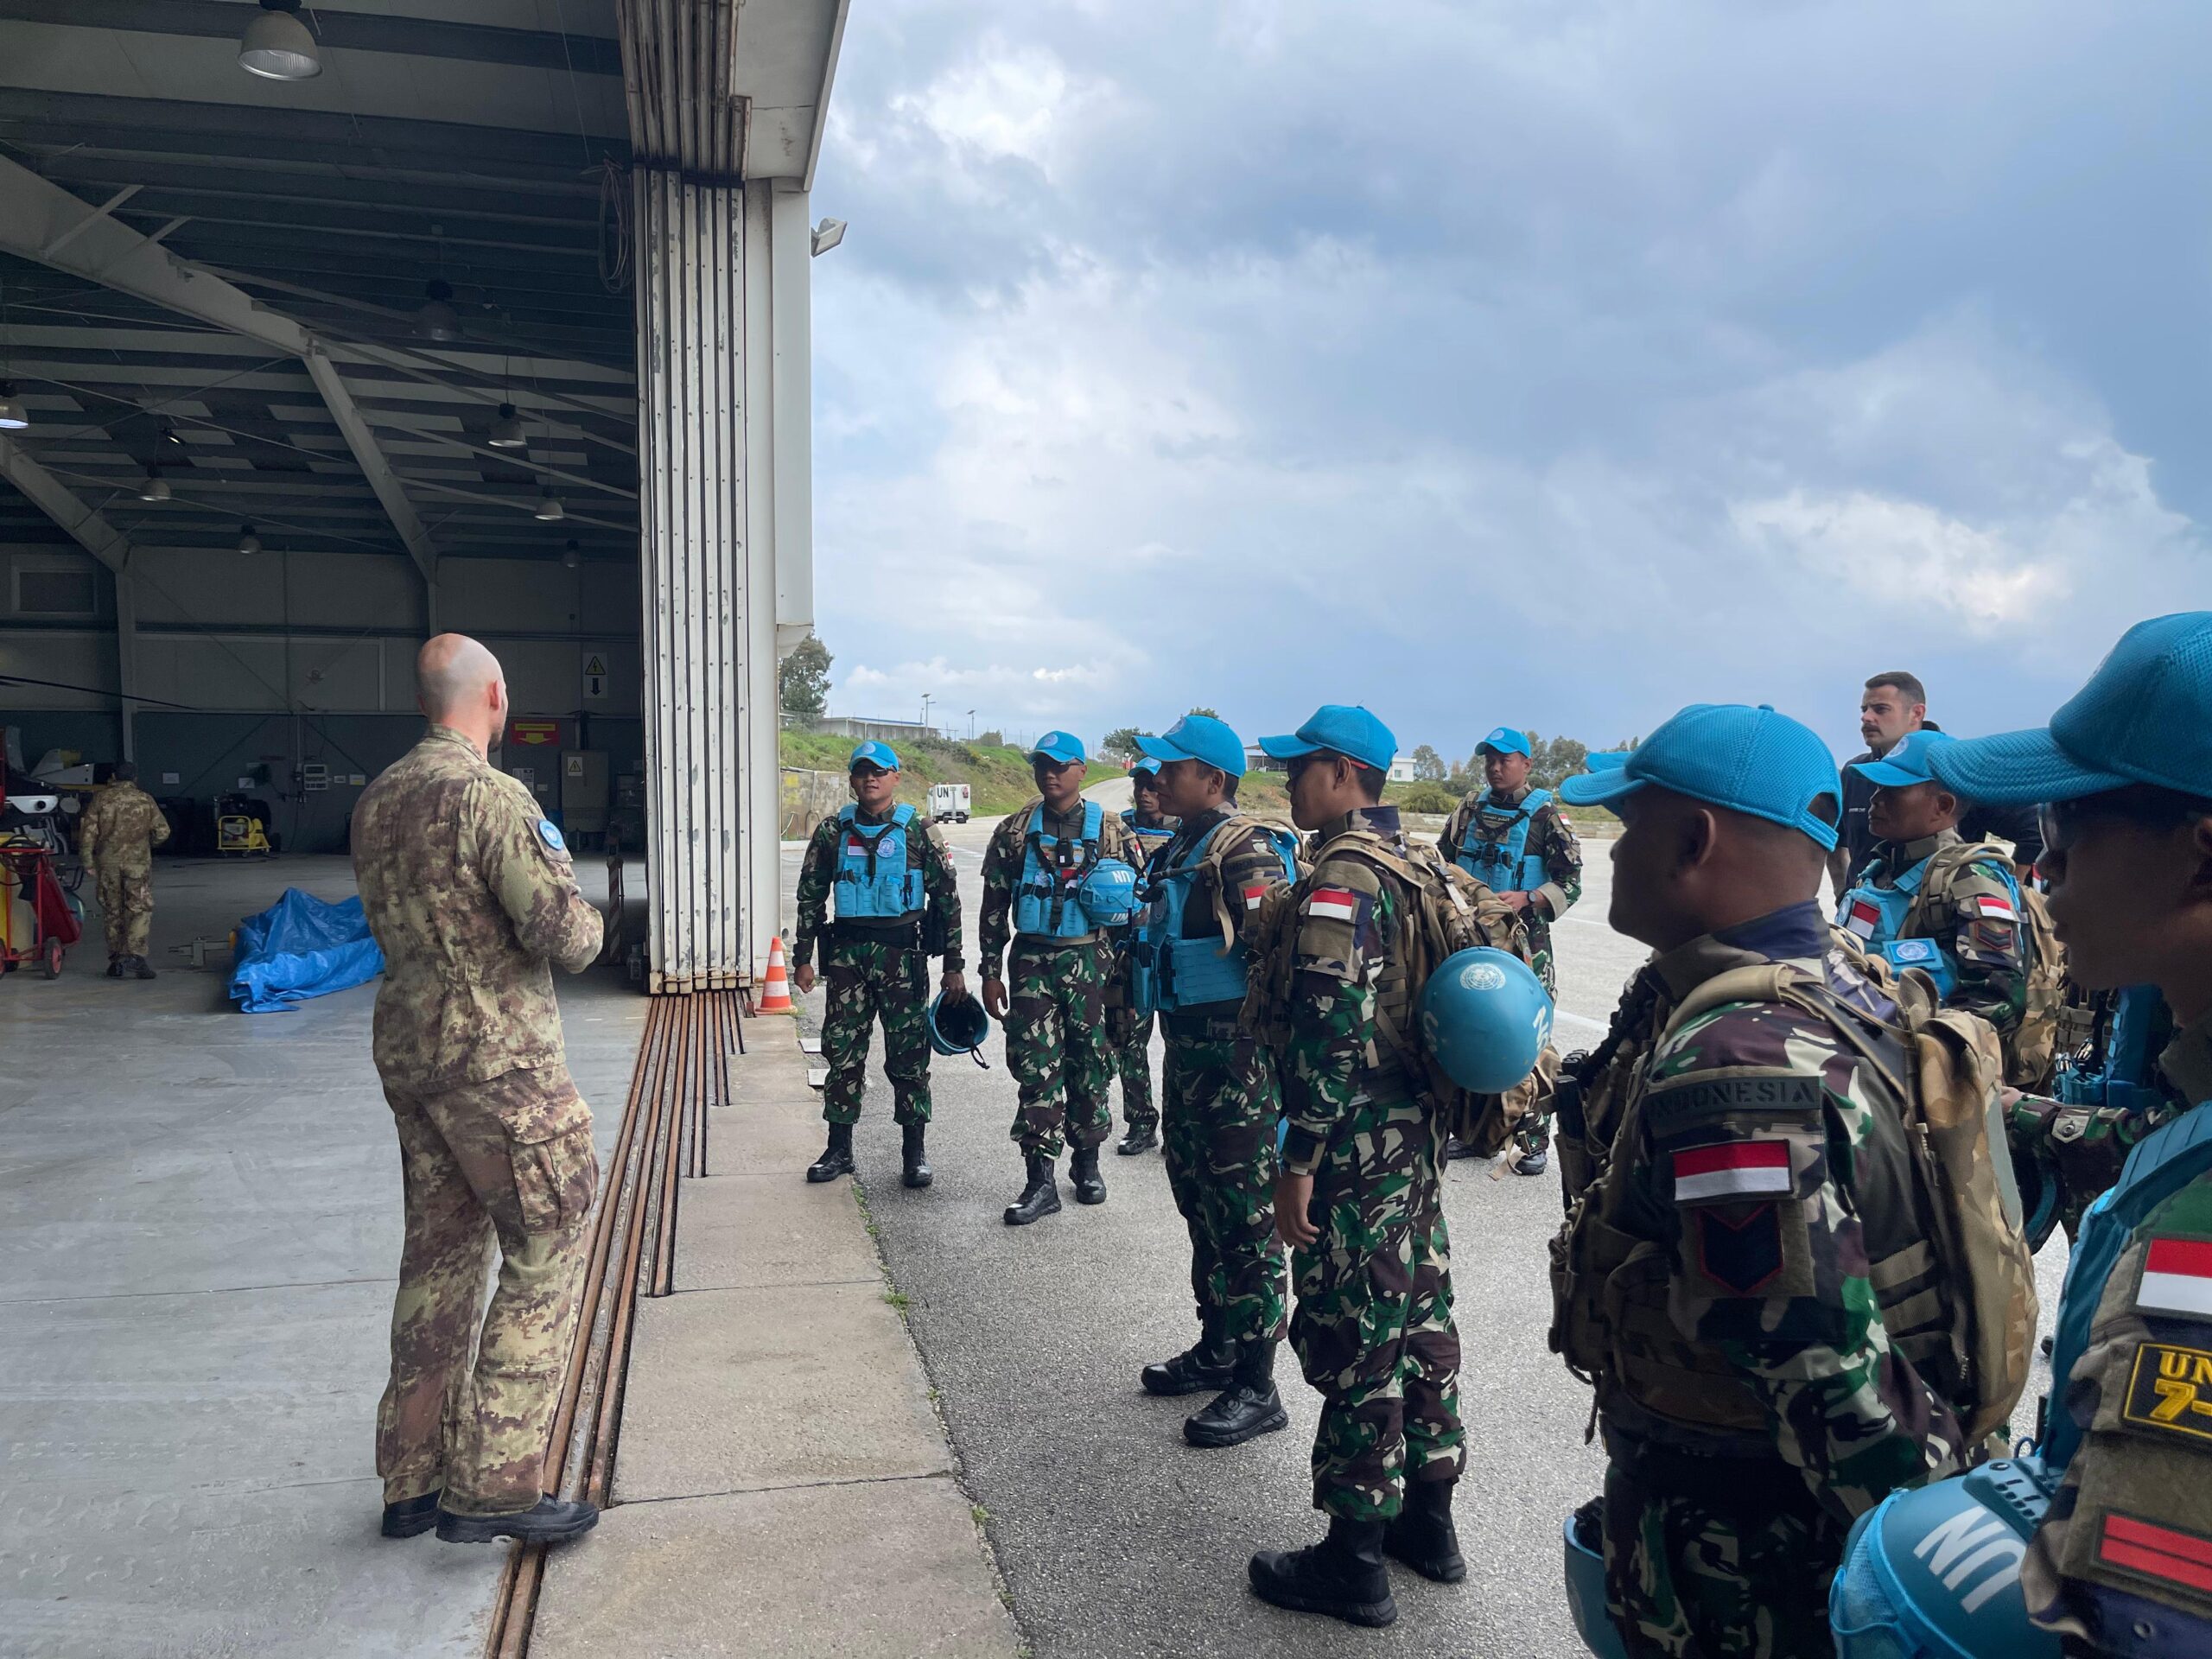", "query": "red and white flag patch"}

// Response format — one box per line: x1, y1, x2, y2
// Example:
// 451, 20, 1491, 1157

1673, 1141, 1792, 1204
1843, 899, 1881, 940
1243, 883, 1270, 912
2100, 1513, 2212, 1596
1306, 887, 1359, 923
2138, 1239, 2212, 1319
1969, 894, 2018, 921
